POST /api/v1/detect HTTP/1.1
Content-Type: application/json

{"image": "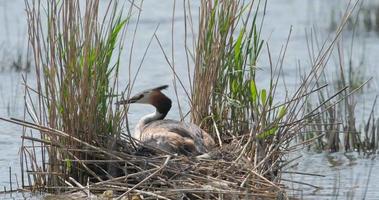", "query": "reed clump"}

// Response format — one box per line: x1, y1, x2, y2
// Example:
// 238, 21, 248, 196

189, 0, 293, 182
187, 0, 361, 189
300, 44, 378, 154
22, 0, 128, 188
191, 0, 263, 139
